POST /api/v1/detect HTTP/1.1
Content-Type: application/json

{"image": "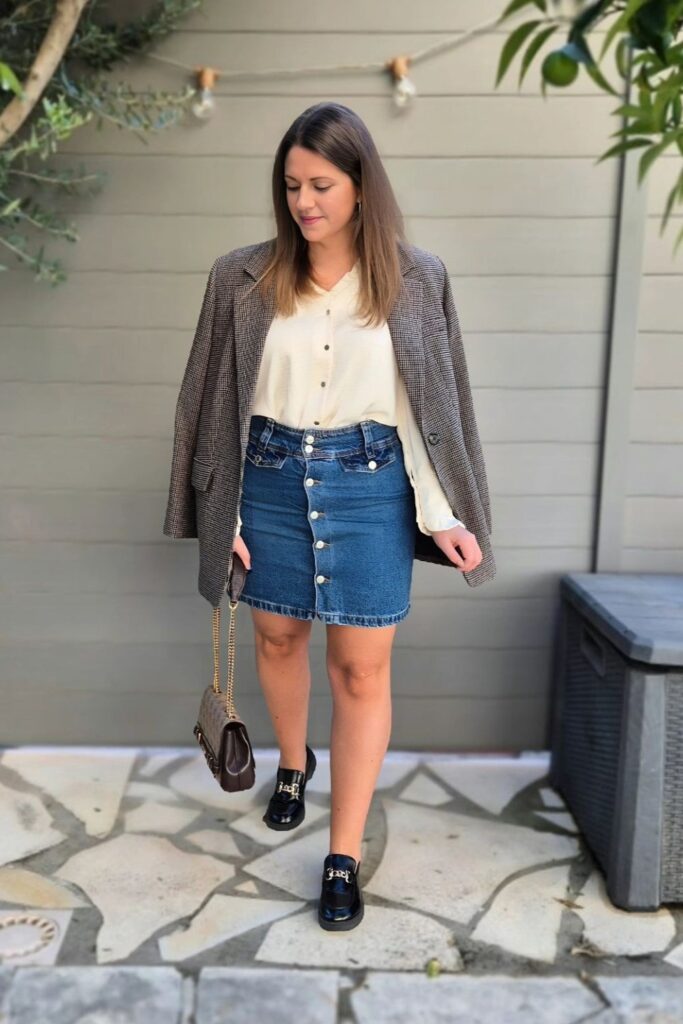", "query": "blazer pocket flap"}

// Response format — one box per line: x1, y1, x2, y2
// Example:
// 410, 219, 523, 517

191, 456, 215, 491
